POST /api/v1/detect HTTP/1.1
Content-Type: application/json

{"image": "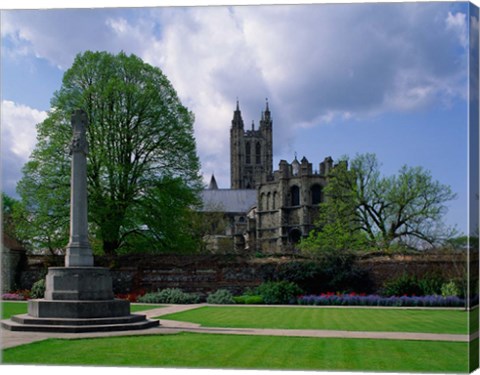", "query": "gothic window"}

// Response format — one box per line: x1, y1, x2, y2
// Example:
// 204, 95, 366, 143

245, 142, 251, 164
272, 191, 277, 210
290, 185, 300, 206
266, 192, 271, 210
288, 228, 302, 244
256, 142, 261, 164
311, 184, 323, 205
